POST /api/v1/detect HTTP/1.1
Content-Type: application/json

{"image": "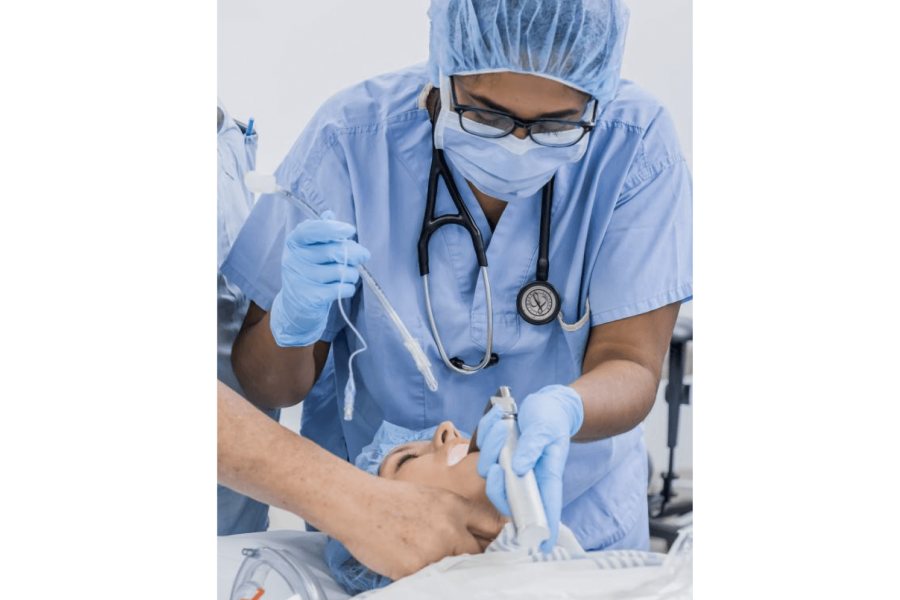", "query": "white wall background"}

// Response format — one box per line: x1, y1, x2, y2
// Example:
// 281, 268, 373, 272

218, 0, 691, 173
218, 0, 692, 528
